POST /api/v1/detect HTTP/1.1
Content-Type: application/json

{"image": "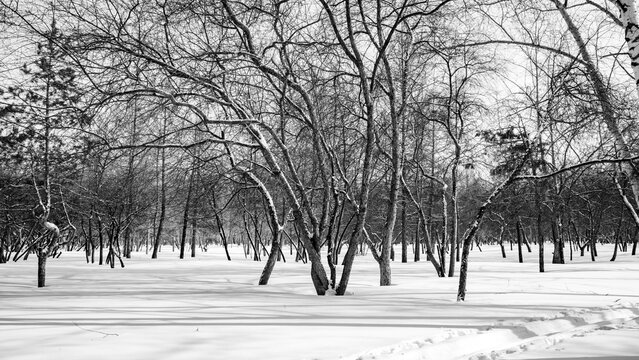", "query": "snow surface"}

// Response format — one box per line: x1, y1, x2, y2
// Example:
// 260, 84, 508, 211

1, 245, 638, 359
